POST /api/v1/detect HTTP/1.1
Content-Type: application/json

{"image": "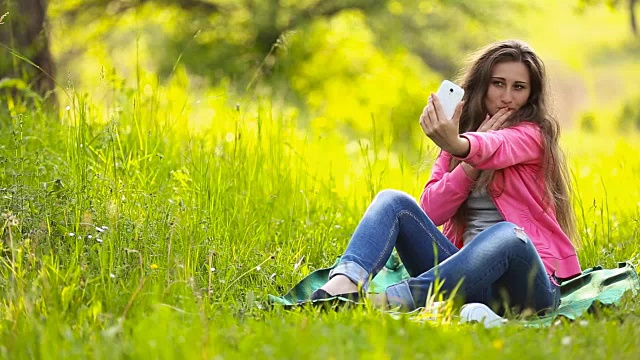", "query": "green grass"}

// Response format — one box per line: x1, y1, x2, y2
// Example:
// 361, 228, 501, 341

1, 76, 640, 359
